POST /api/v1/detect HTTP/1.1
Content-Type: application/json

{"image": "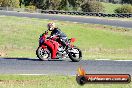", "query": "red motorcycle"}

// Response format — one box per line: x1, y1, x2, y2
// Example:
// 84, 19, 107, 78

36, 30, 82, 62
